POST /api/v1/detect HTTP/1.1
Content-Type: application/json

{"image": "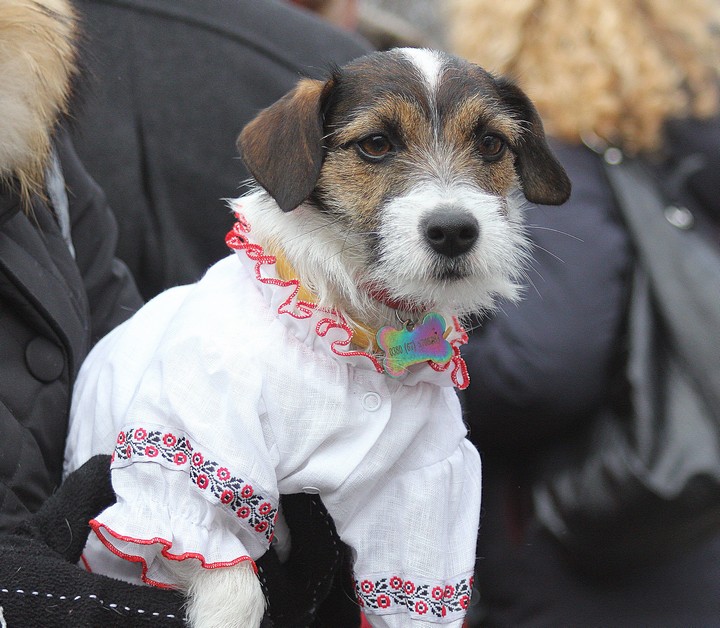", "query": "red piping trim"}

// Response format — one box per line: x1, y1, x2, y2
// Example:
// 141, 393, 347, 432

90, 519, 256, 589
316, 316, 385, 374
427, 316, 469, 389
80, 553, 92, 573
